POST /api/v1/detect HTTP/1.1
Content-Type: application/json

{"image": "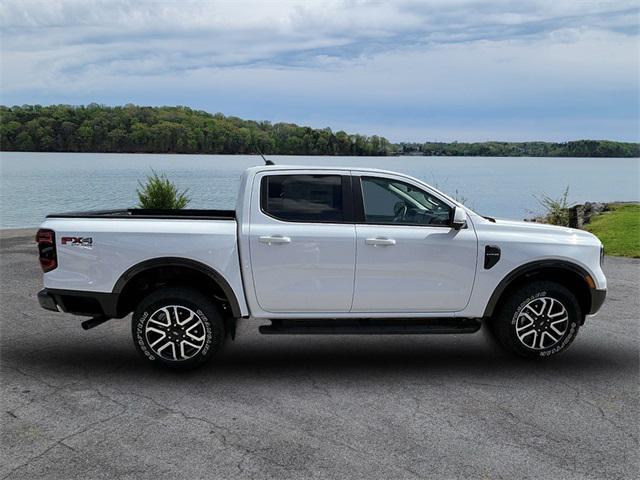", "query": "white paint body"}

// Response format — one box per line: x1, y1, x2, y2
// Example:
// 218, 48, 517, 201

40, 165, 606, 319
